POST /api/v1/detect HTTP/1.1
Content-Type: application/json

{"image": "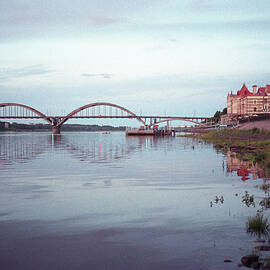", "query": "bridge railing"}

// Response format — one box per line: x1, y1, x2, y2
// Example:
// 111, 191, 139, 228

0, 102, 213, 134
